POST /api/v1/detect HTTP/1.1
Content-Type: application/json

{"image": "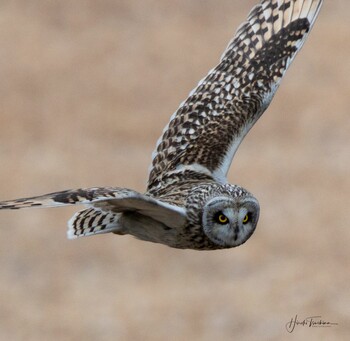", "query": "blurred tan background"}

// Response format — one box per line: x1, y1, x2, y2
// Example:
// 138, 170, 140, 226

0, 0, 349, 340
